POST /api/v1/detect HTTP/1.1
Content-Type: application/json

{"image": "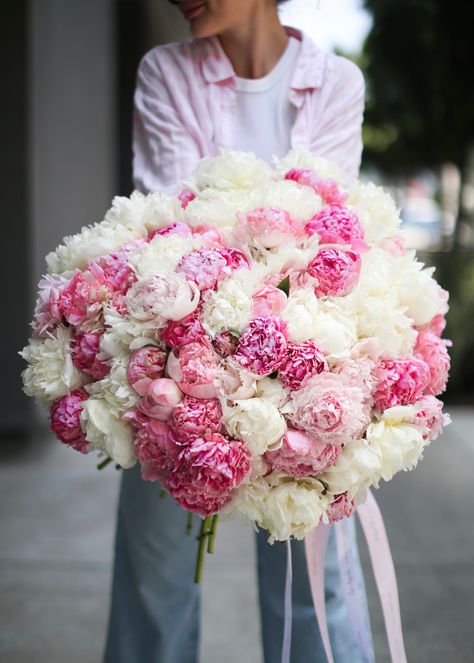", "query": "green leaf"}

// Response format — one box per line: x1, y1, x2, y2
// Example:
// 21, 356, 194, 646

277, 275, 290, 296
